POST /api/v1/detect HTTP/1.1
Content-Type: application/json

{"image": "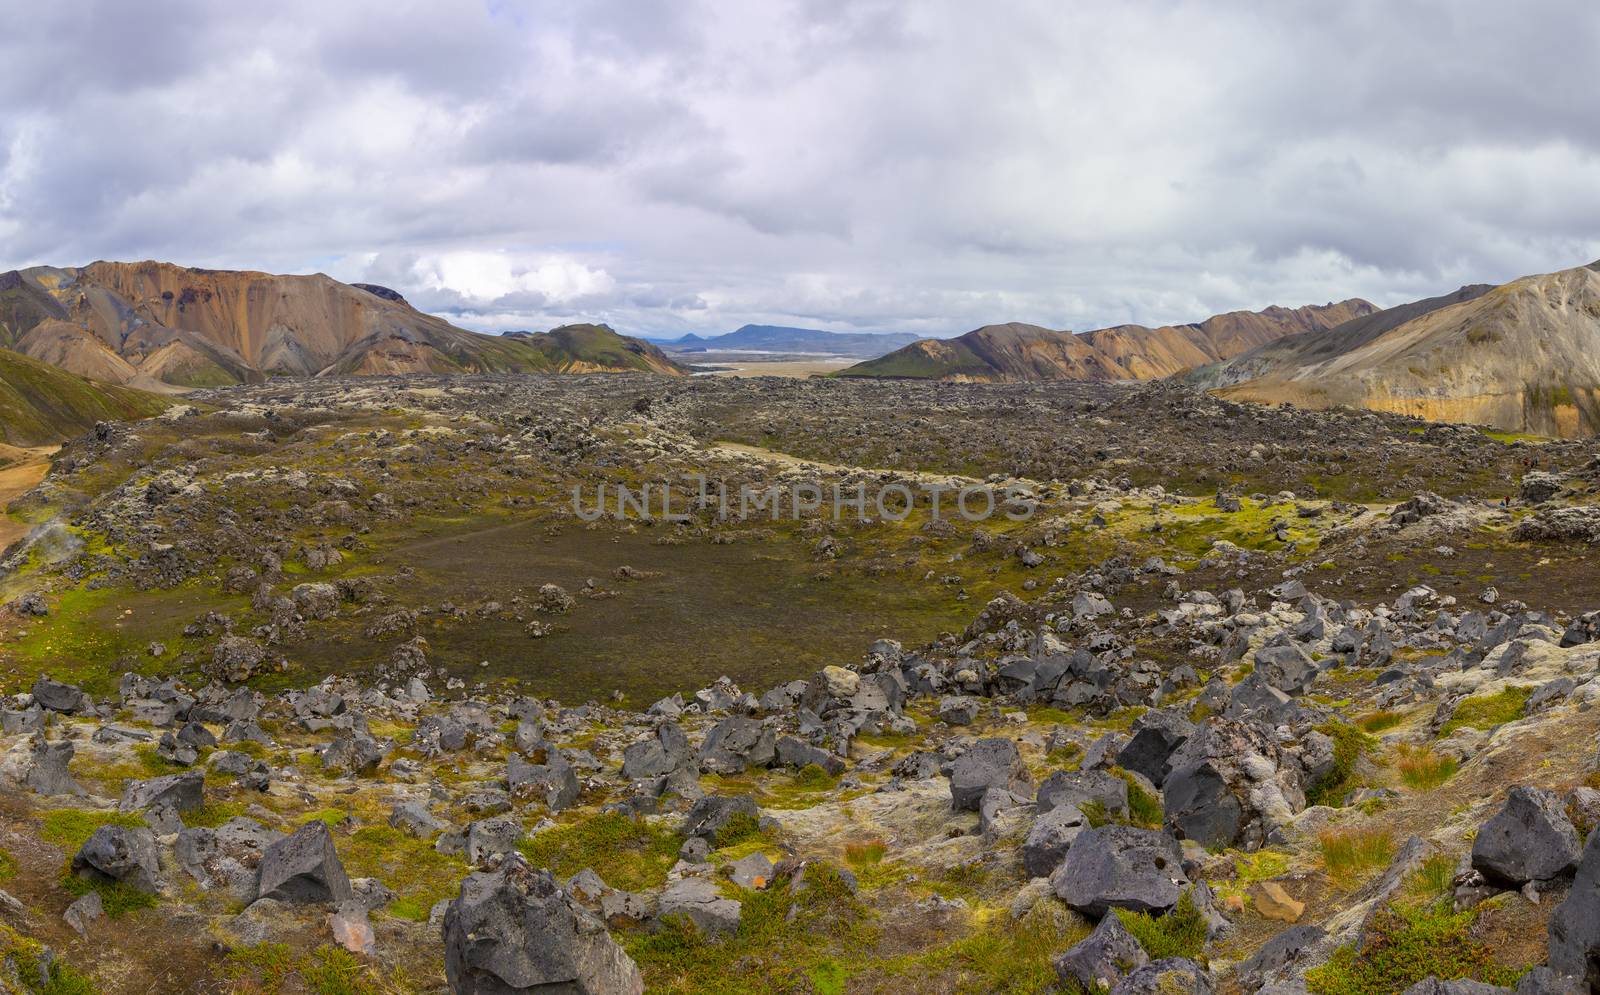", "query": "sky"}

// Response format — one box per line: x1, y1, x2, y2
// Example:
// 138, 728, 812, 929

2, 0, 1598, 339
